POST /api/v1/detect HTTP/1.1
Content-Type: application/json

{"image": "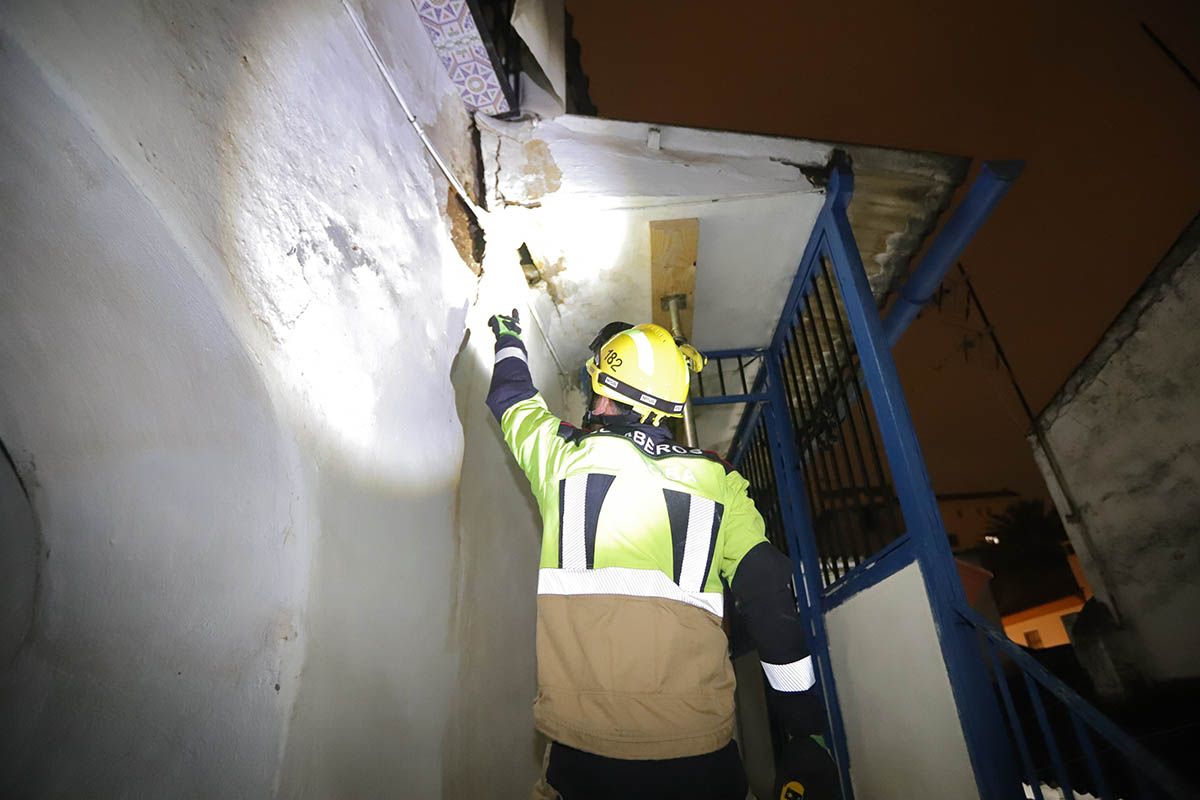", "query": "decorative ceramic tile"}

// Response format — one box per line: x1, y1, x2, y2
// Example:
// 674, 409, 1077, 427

414, 0, 512, 116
